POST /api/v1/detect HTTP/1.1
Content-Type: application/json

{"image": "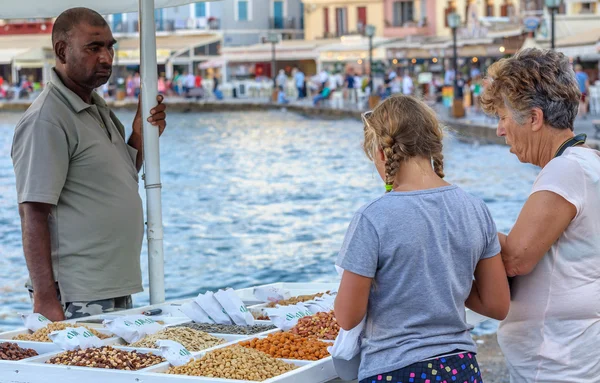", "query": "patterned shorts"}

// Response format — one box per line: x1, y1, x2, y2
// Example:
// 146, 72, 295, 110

28, 283, 133, 319
360, 353, 483, 383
